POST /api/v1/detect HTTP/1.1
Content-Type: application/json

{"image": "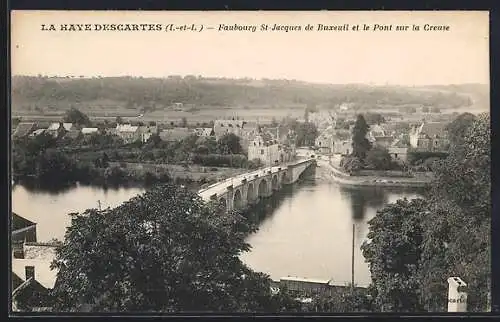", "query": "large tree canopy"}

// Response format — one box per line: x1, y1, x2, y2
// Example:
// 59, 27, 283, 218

50, 184, 279, 312
63, 108, 92, 126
